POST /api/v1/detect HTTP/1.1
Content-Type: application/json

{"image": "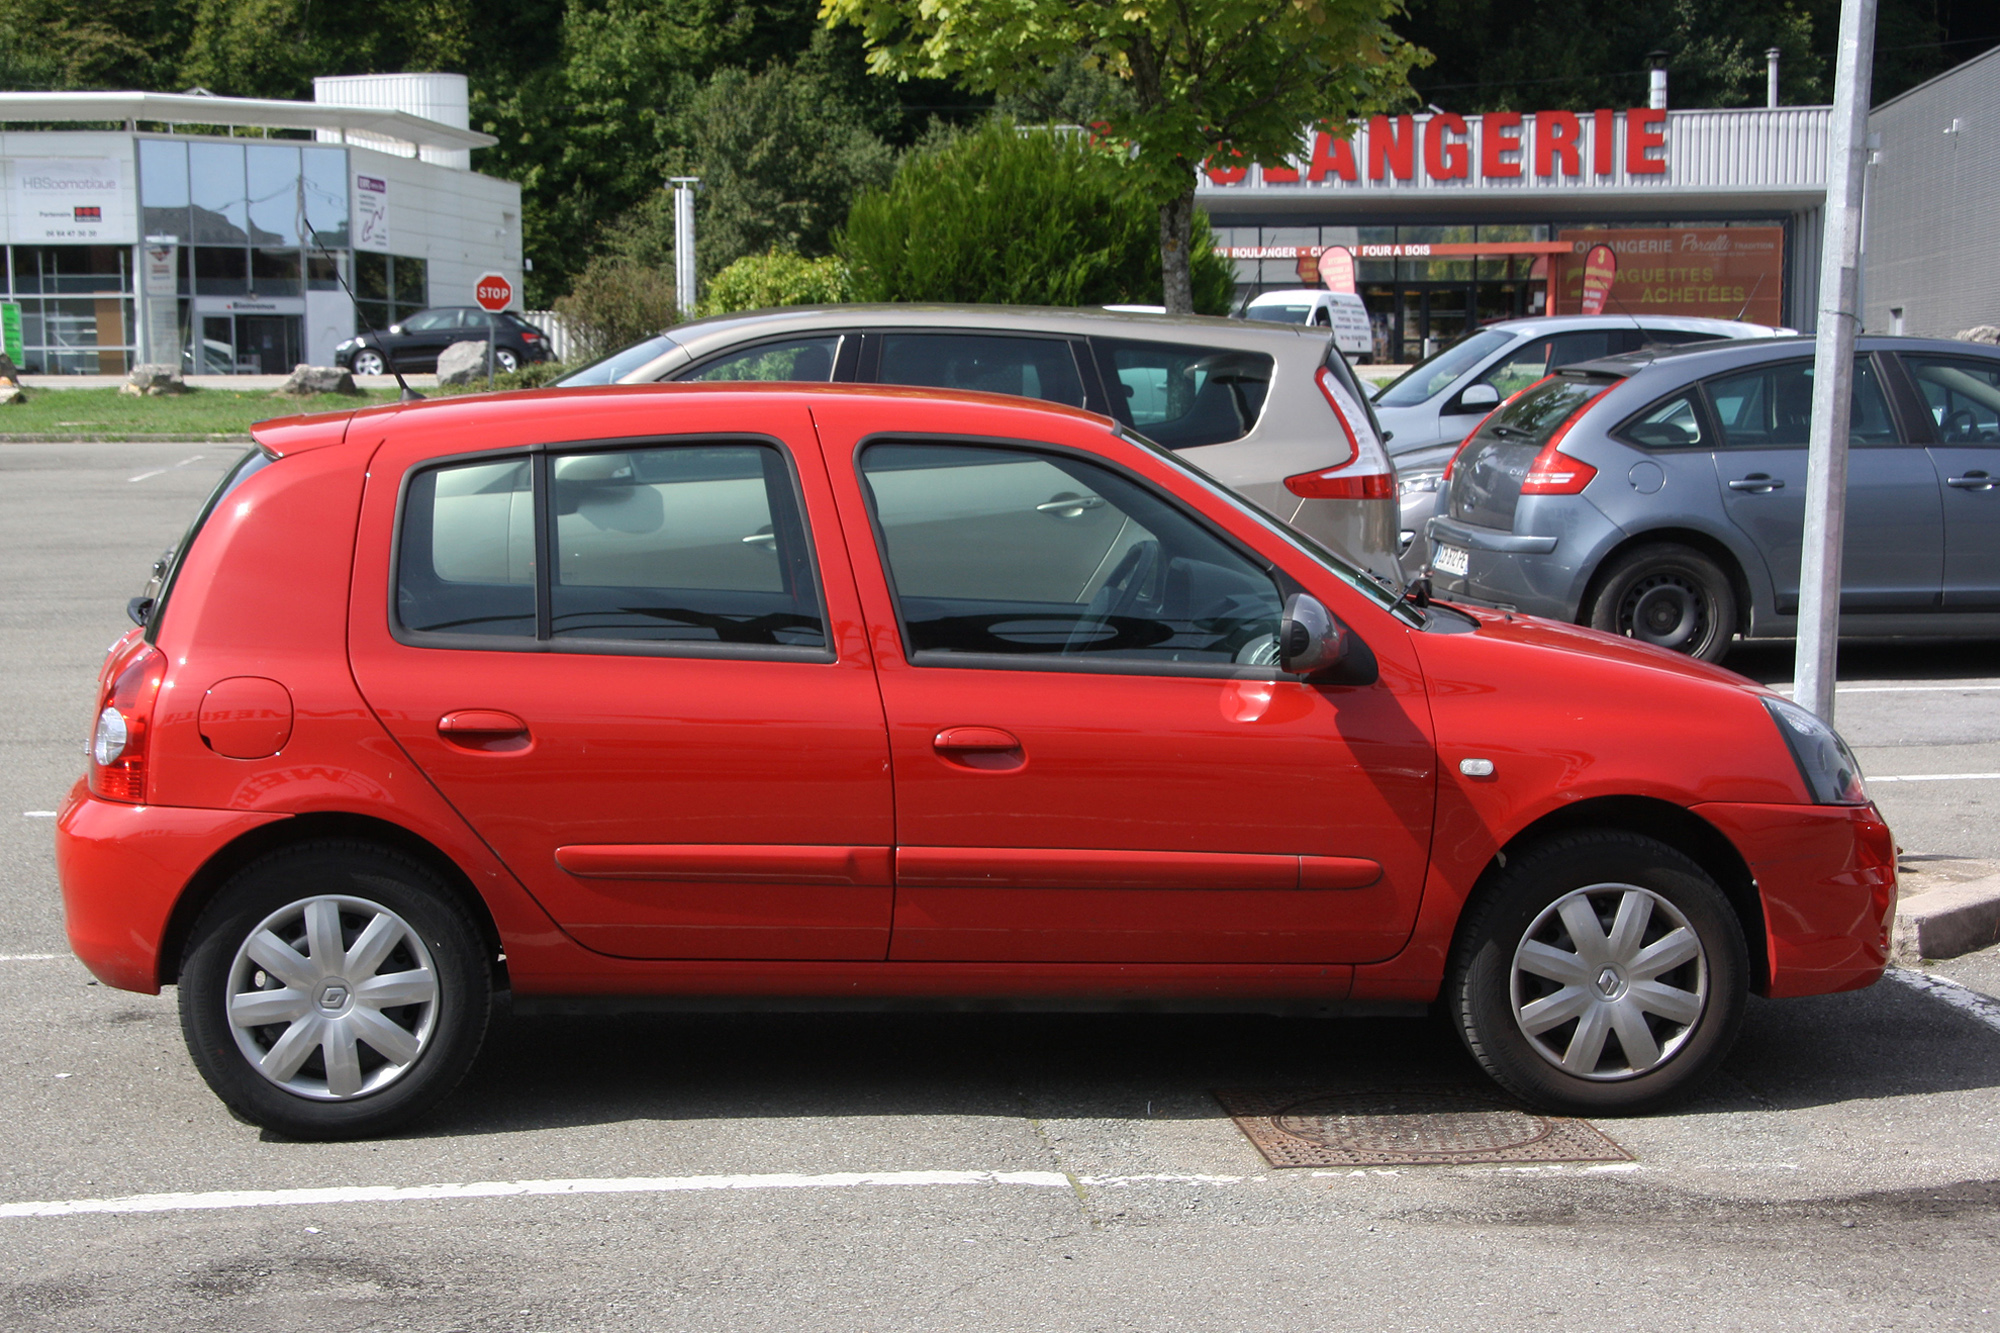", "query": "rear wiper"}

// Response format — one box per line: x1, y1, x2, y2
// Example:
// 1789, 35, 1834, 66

1490, 424, 1536, 439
